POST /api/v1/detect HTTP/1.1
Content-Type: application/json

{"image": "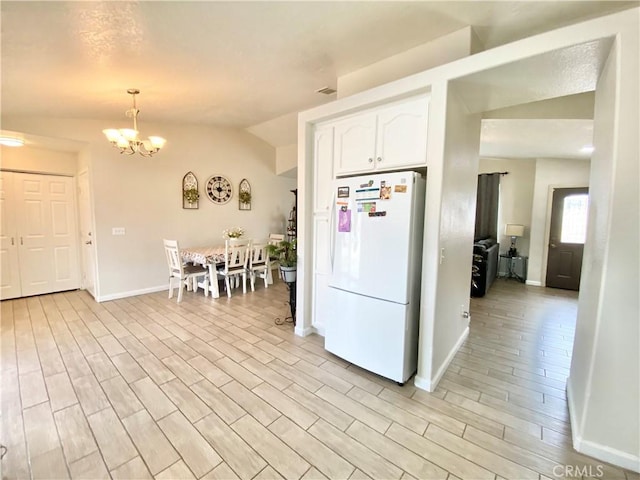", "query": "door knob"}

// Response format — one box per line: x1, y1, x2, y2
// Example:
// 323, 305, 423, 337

85, 240, 92, 245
